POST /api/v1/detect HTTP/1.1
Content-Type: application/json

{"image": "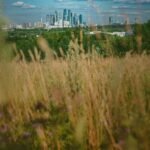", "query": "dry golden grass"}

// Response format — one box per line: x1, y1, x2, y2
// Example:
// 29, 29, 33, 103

0, 38, 150, 150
